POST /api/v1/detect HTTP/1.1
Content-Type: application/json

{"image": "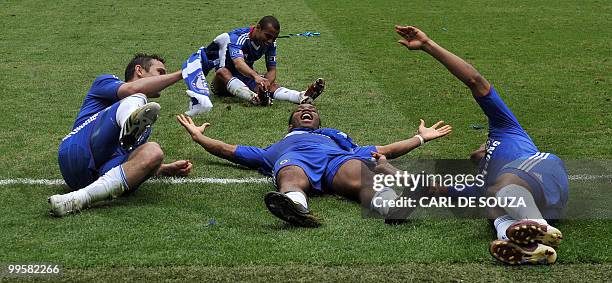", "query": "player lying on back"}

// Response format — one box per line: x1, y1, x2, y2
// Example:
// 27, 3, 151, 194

201, 15, 324, 106
176, 104, 452, 227
395, 25, 568, 265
